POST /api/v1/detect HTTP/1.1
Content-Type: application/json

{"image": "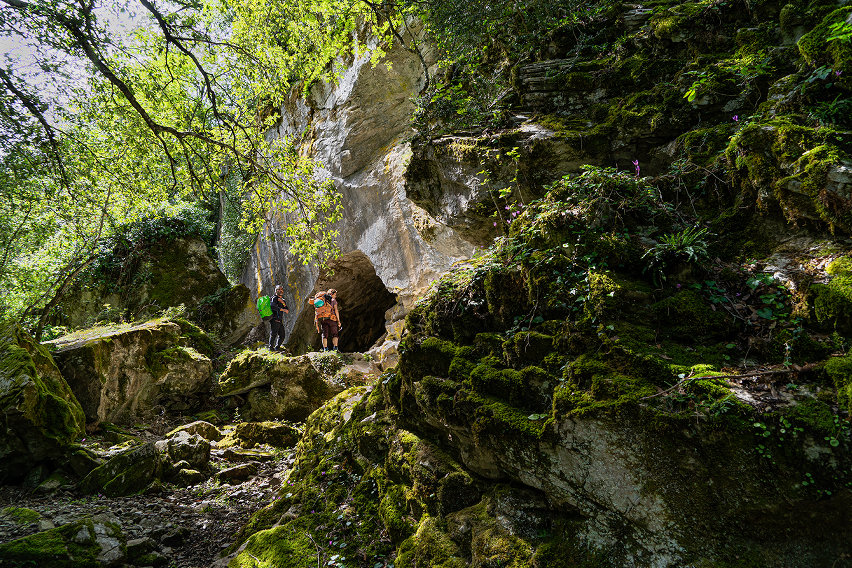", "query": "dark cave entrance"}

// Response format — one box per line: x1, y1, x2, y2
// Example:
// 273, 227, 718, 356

289, 251, 397, 354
